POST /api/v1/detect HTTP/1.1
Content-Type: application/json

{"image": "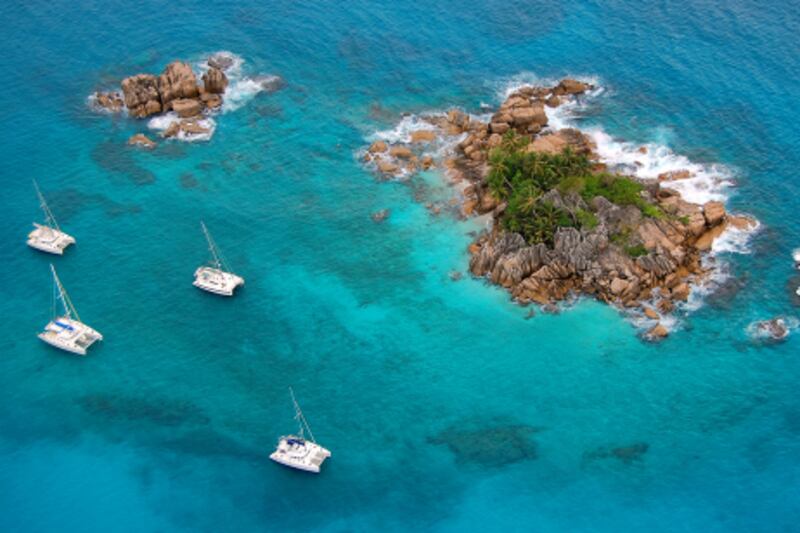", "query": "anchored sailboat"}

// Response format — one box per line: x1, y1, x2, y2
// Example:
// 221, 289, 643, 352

38, 264, 102, 355
27, 180, 75, 255
270, 387, 331, 473
193, 221, 244, 296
